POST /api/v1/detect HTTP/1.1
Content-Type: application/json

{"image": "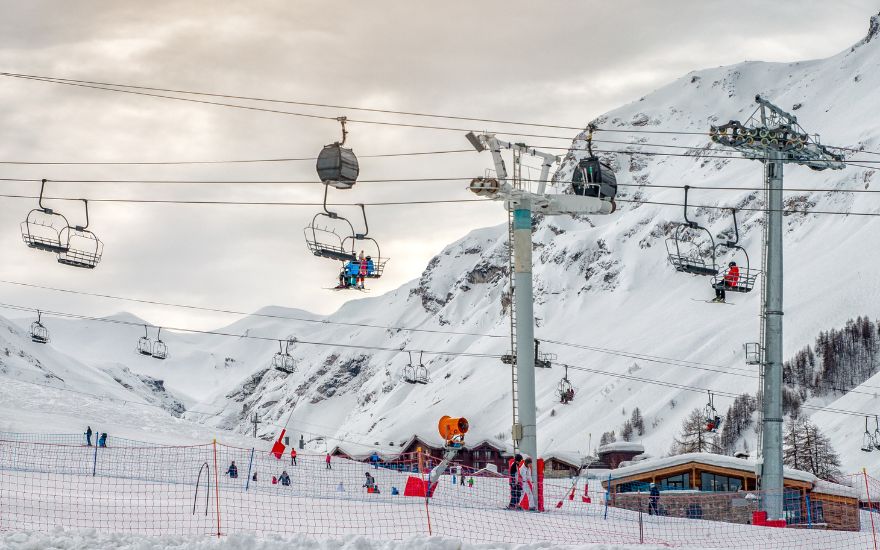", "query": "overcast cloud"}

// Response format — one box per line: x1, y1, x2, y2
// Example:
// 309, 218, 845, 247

0, 0, 876, 329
